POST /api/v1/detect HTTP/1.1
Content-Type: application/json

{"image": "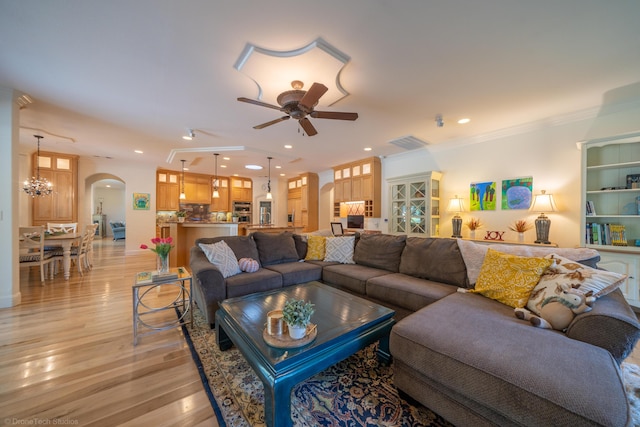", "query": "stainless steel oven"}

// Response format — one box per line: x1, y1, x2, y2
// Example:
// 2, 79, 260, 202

233, 201, 251, 222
